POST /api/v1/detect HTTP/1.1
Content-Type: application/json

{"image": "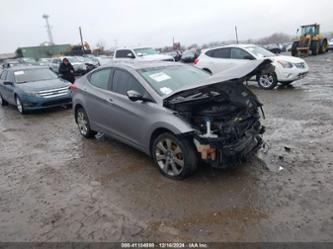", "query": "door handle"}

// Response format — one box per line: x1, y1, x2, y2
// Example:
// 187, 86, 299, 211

106, 98, 113, 103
